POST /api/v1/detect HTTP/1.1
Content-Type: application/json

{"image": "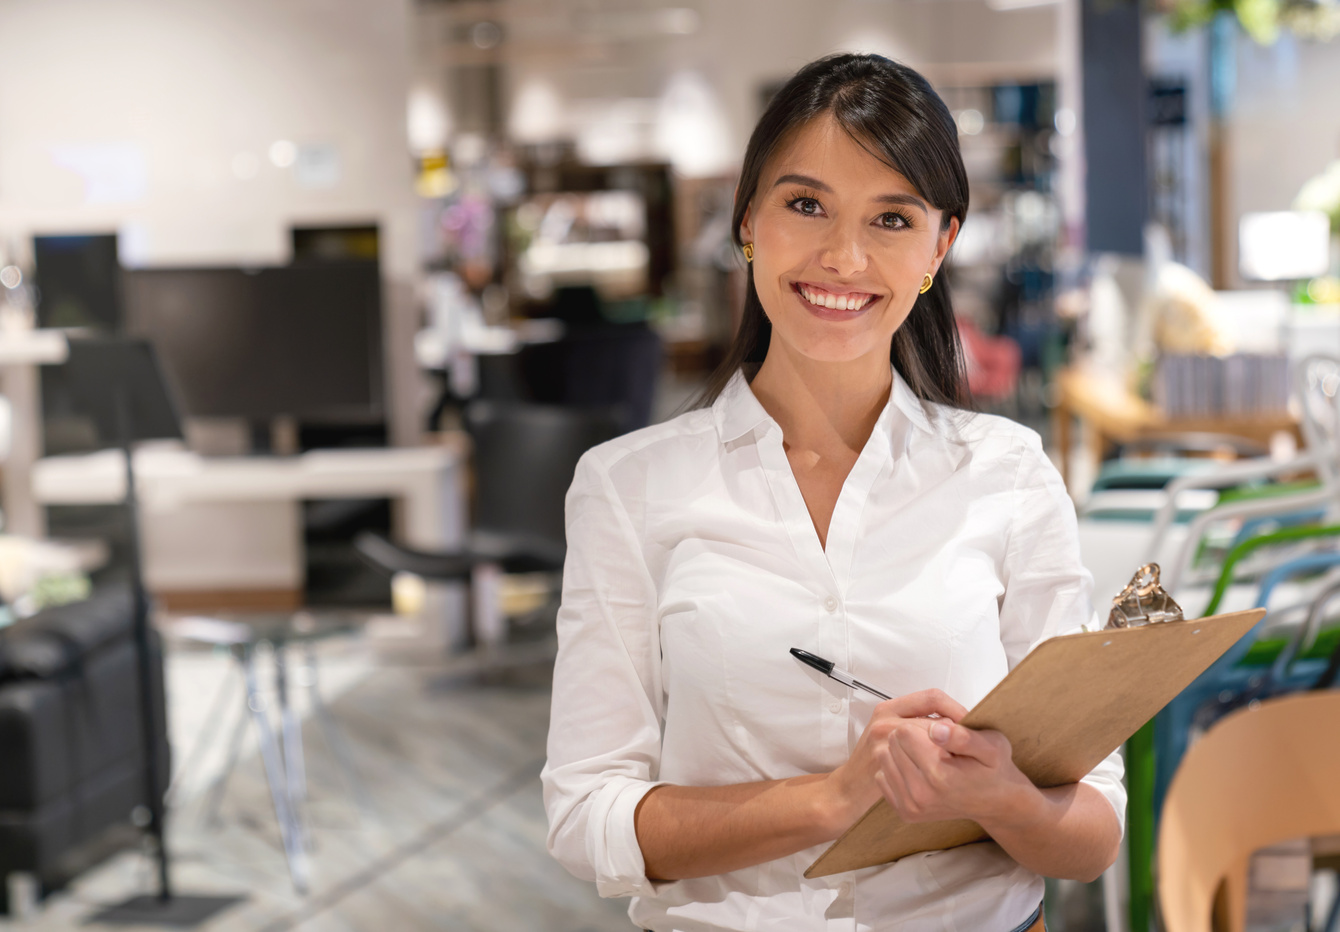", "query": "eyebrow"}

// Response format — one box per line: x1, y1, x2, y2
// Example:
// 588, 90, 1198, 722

772, 173, 929, 215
